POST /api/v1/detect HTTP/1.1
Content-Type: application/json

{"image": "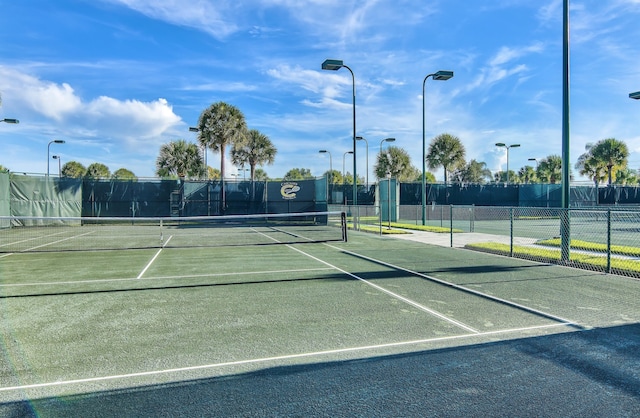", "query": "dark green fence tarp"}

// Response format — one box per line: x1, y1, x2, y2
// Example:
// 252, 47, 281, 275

378, 178, 398, 222
0, 172, 9, 228
10, 176, 82, 218
9, 175, 640, 218
82, 179, 177, 217
0, 172, 9, 216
